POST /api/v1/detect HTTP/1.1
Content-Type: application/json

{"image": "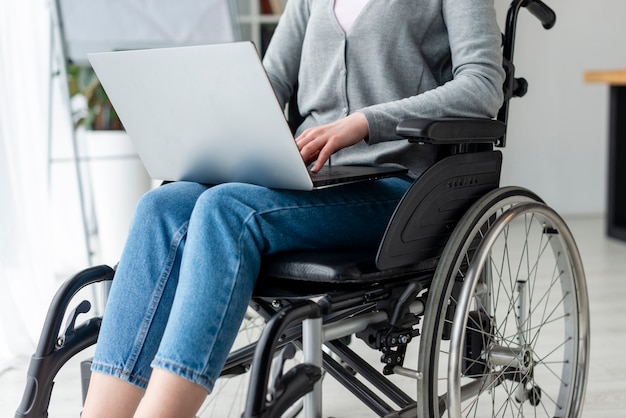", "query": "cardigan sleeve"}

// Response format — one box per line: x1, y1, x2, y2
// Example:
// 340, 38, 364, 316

261, 0, 310, 110
359, 0, 506, 144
